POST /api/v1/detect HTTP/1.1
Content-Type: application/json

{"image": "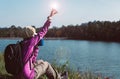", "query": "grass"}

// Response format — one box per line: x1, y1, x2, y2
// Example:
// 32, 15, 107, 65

0, 53, 109, 79
0, 53, 8, 75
